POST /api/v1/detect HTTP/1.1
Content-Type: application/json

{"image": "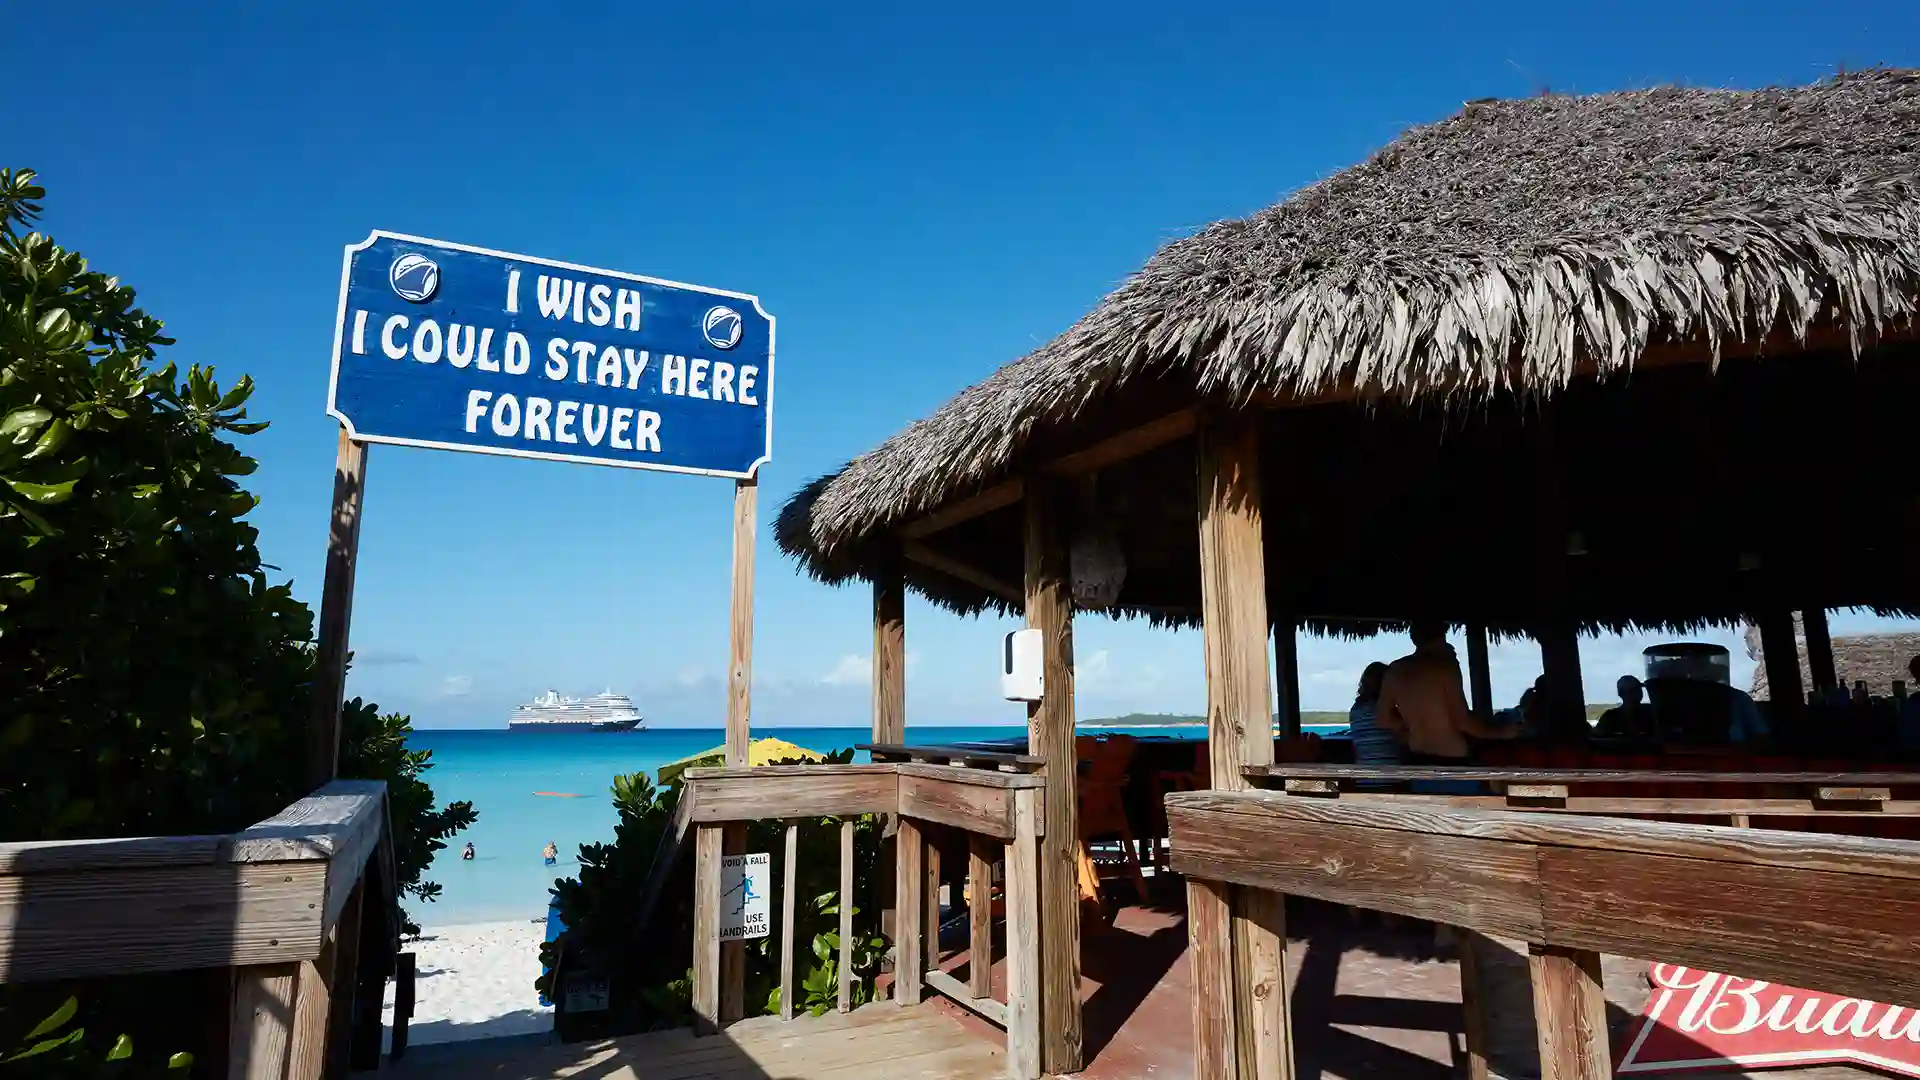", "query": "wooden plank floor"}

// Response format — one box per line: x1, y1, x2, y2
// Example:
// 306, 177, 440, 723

389, 1003, 1008, 1080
